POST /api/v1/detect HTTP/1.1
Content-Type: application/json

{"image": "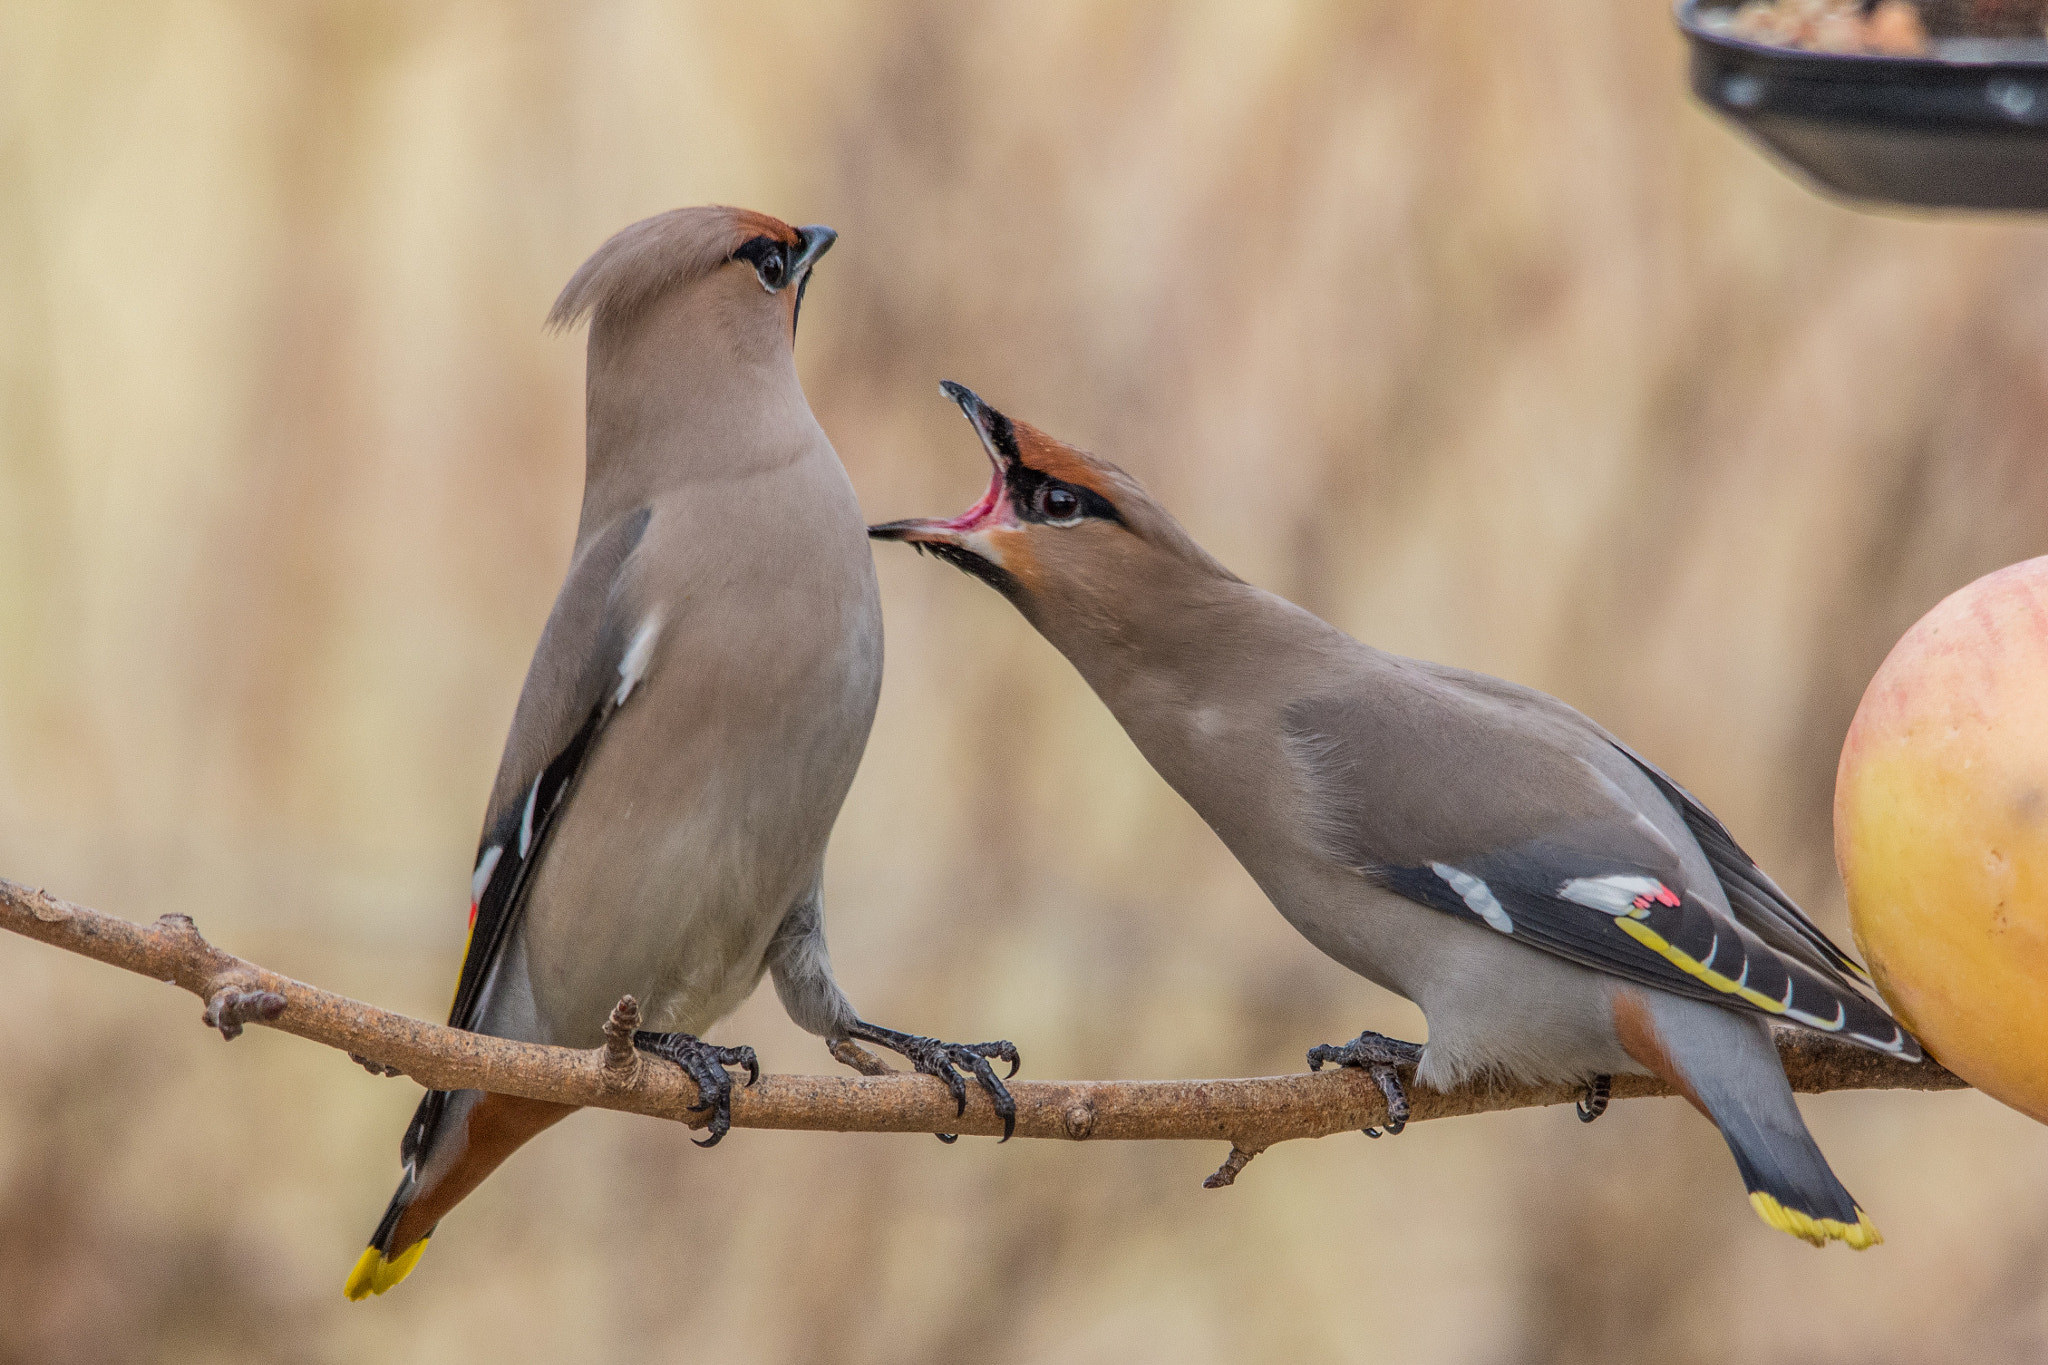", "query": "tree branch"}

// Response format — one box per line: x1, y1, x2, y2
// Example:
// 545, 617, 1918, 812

0, 877, 1966, 1186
